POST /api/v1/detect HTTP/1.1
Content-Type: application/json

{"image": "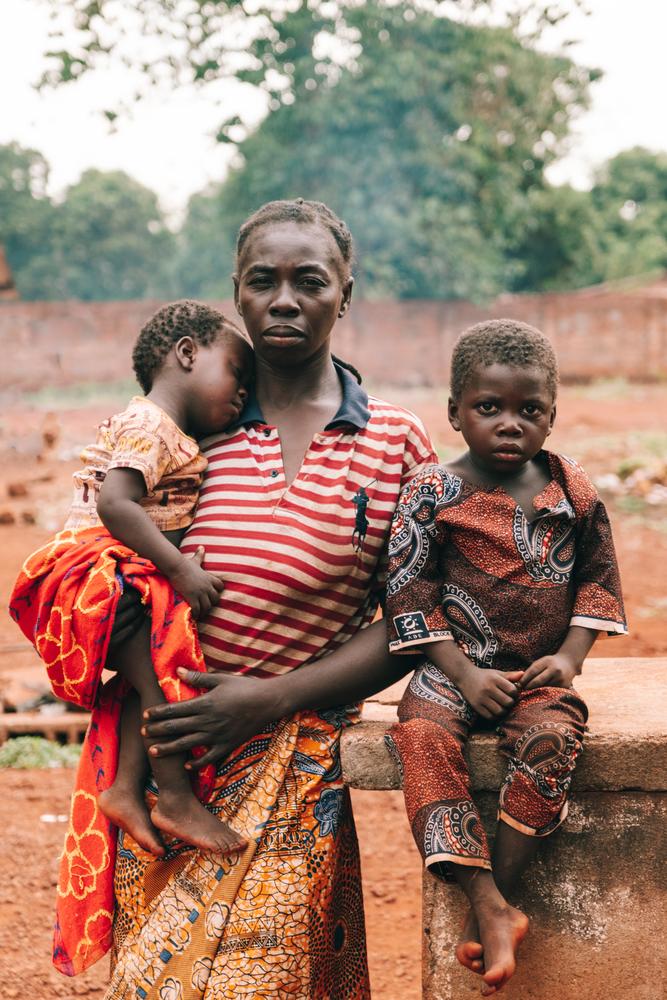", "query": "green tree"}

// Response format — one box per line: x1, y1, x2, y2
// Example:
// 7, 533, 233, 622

0, 143, 57, 298
177, 3, 594, 300
54, 169, 175, 300
589, 148, 667, 282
